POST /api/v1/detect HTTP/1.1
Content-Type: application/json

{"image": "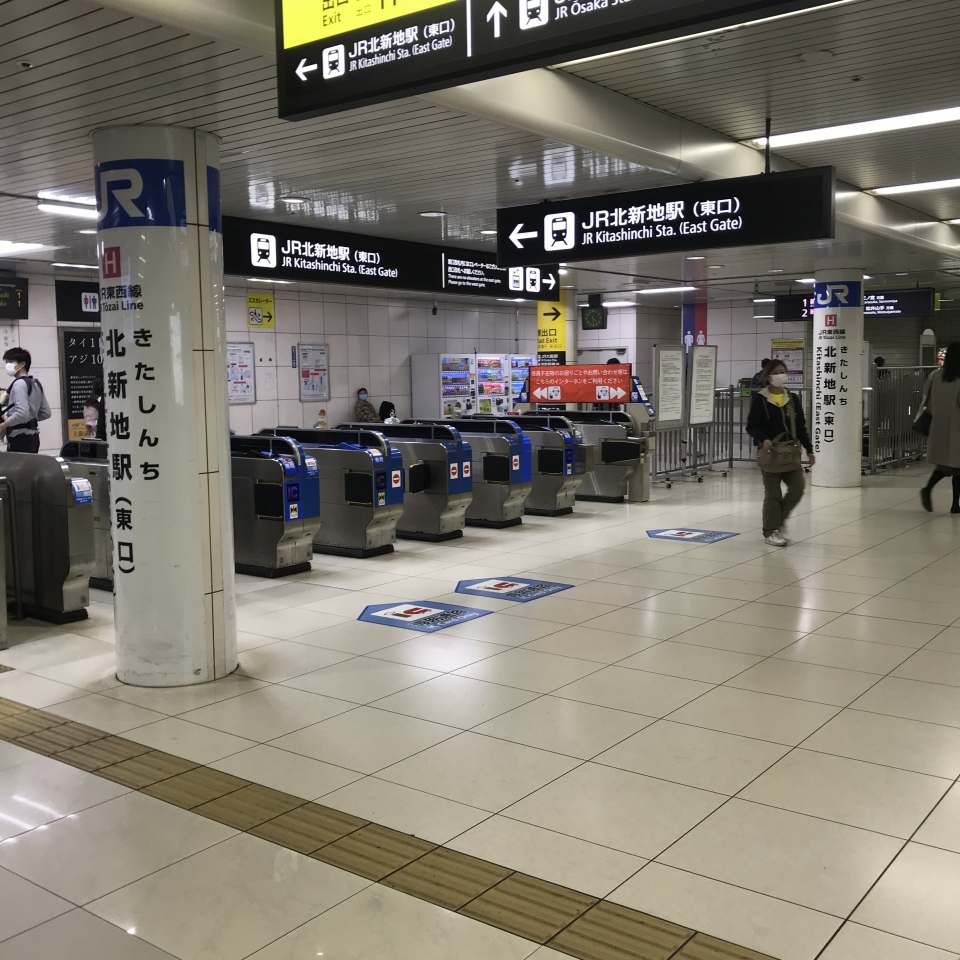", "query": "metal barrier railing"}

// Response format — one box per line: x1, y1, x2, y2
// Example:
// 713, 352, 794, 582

0, 476, 23, 627
864, 366, 934, 473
